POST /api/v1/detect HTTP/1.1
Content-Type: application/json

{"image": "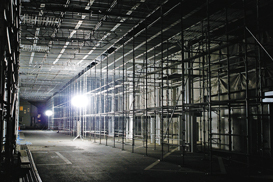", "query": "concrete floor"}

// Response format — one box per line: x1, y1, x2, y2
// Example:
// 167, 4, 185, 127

18, 130, 273, 182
